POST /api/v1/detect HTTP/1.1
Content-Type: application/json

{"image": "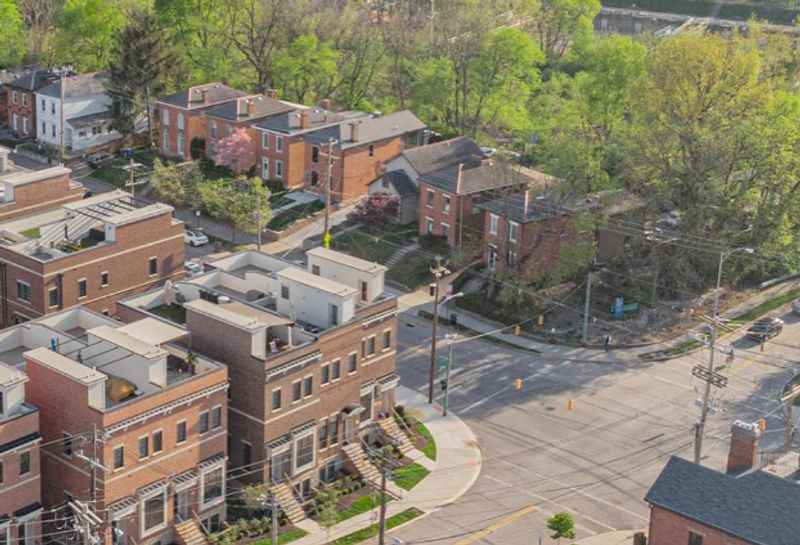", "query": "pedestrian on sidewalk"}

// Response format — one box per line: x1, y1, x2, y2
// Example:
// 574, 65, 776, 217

604, 334, 612, 352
